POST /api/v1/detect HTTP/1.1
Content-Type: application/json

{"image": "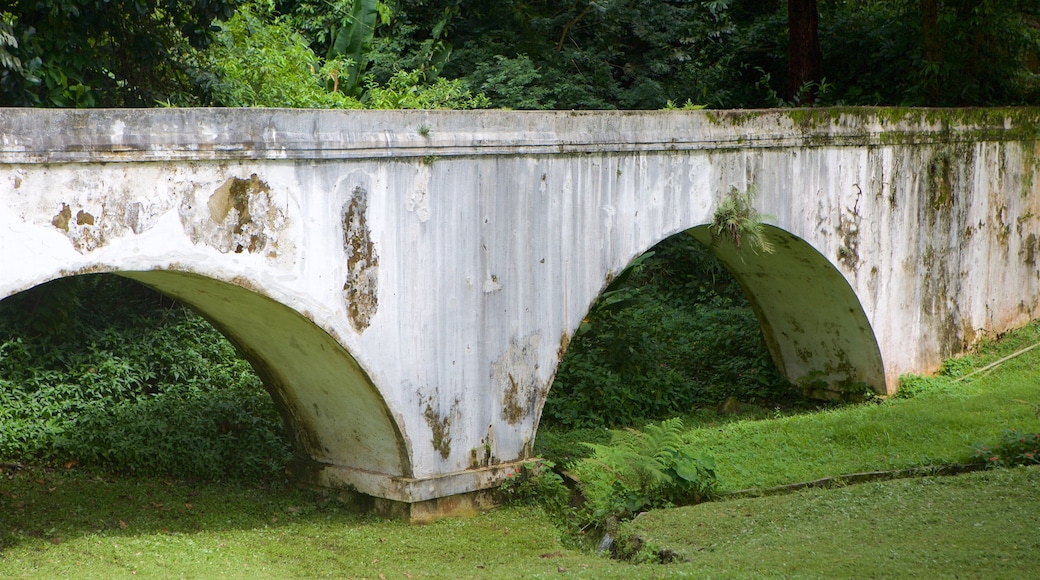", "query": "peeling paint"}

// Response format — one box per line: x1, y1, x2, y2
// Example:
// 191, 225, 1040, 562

493, 334, 543, 425
180, 173, 285, 256
837, 185, 861, 269
927, 150, 955, 211
421, 393, 458, 460
343, 186, 379, 332
482, 274, 502, 293
1022, 233, 1038, 266
51, 202, 105, 252
51, 203, 72, 231
469, 424, 498, 468
407, 165, 432, 222
76, 210, 94, 226
557, 332, 571, 361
